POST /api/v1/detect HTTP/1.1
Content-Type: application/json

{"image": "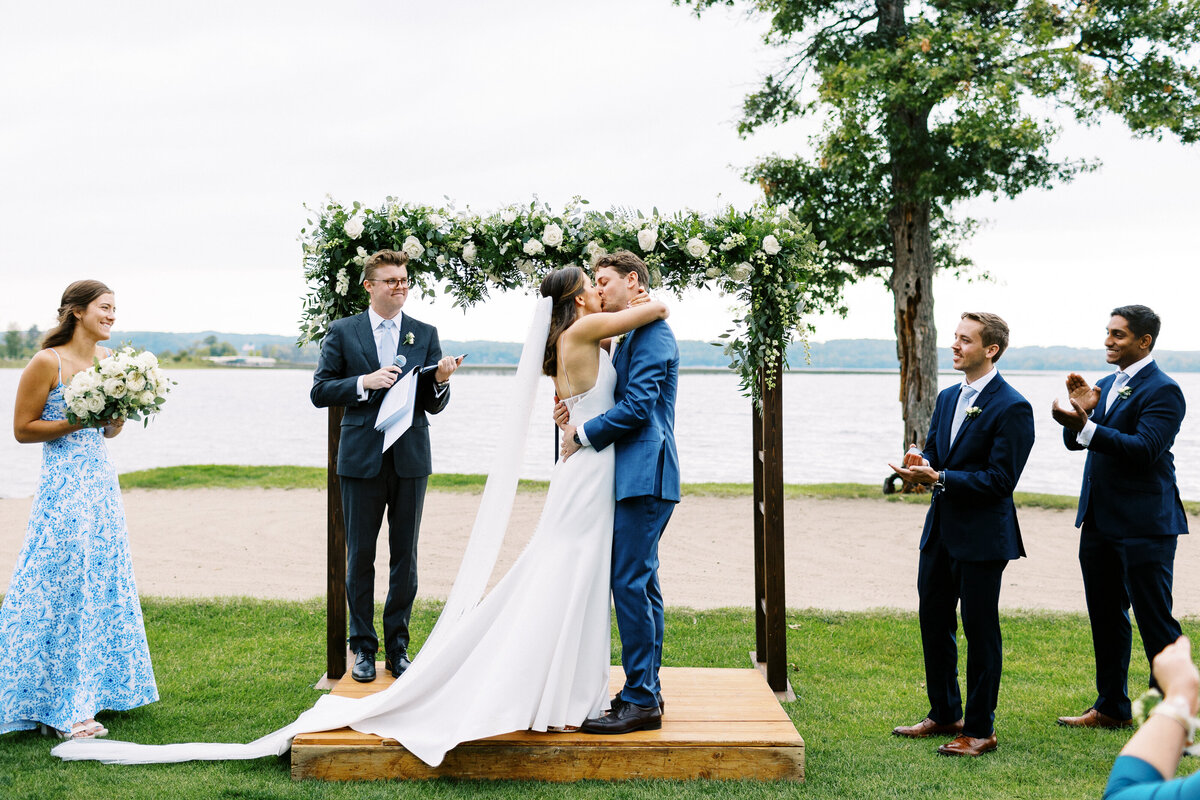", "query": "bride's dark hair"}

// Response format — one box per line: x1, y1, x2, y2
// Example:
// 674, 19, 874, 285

42, 280, 113, 349
540, 266, 588, 377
